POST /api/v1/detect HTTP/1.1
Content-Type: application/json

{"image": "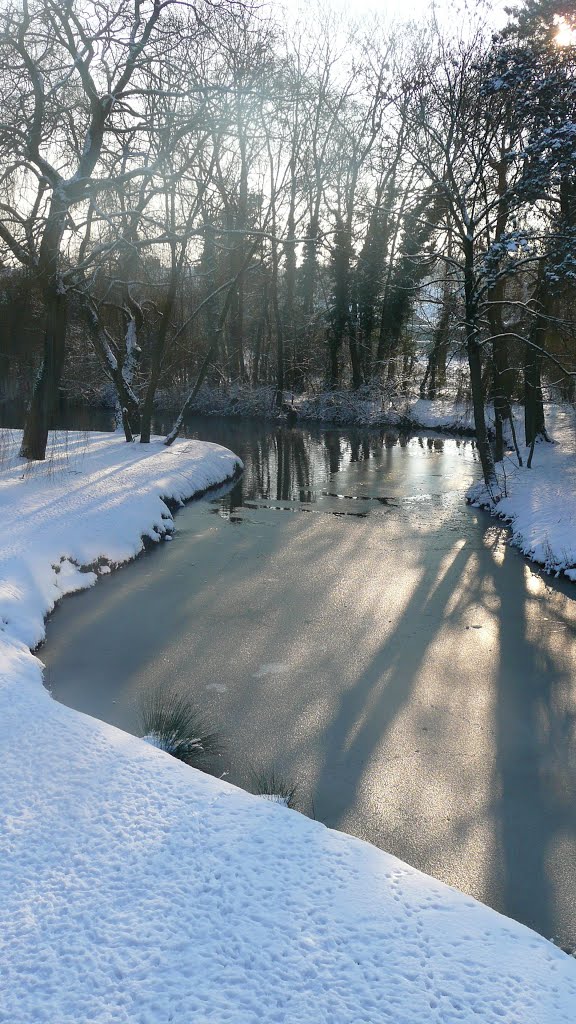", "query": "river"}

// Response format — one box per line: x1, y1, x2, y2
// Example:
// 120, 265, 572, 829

34, 412, 576, 949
